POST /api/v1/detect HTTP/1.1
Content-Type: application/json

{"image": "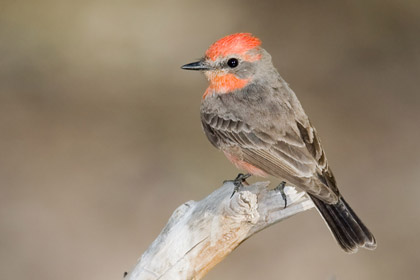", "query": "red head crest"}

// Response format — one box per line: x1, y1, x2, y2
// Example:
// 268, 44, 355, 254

205, 33, 262, 61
